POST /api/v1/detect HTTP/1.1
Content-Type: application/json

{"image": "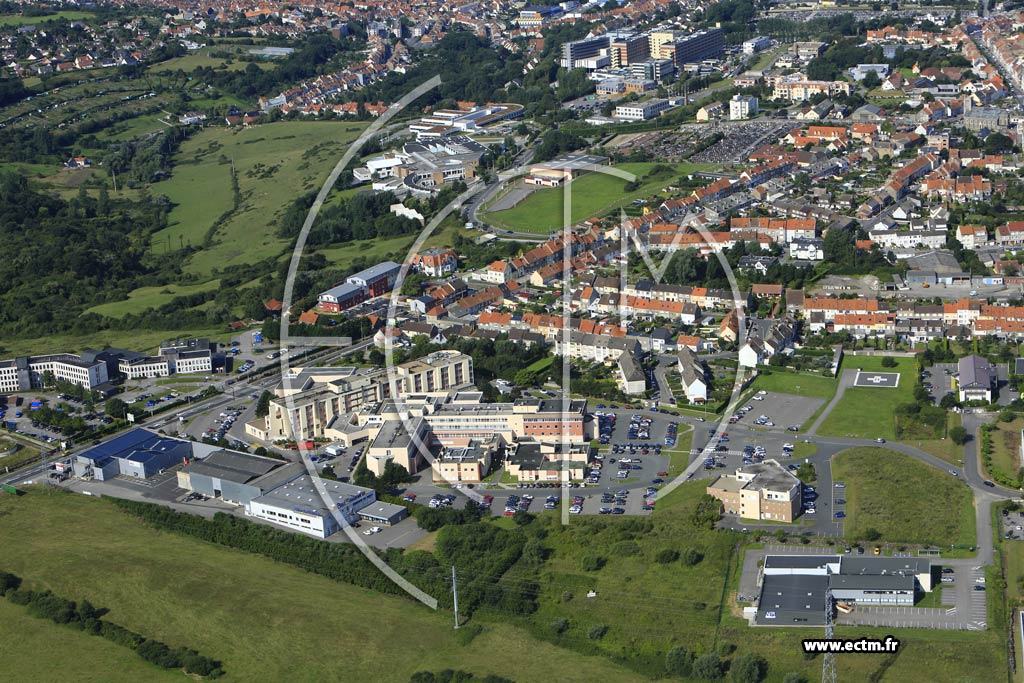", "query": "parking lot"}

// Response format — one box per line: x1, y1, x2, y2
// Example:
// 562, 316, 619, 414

727, 391, 824, 433
1001, 509, 1024, 541
925, 362, 1012, 406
